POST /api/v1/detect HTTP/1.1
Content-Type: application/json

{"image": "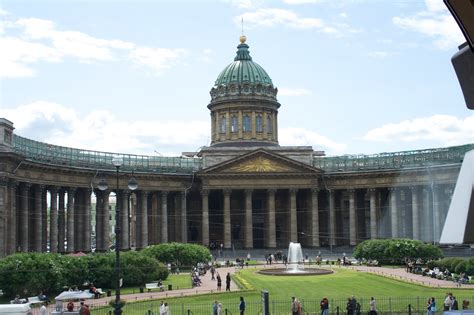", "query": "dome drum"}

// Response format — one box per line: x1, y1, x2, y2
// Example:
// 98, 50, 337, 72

210, 83, 278, 102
